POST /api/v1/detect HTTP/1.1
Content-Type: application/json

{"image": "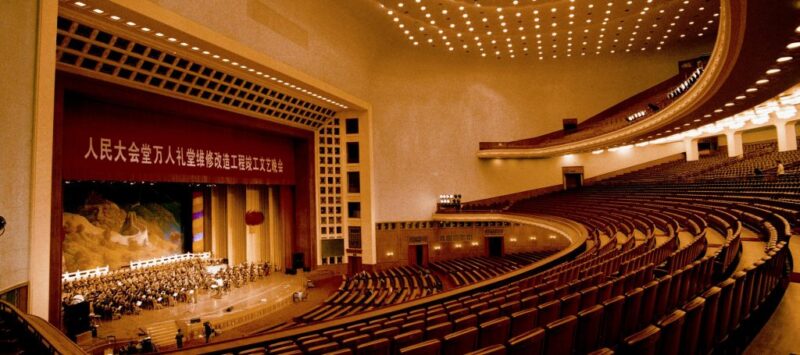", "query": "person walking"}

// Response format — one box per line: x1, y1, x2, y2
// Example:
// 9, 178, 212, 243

203, 322, 214, 343
175, 328, 184, 349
